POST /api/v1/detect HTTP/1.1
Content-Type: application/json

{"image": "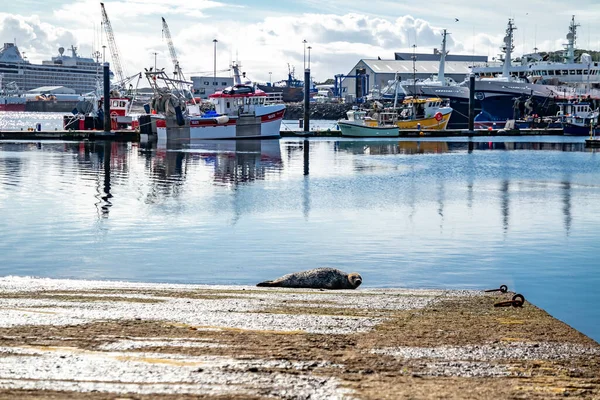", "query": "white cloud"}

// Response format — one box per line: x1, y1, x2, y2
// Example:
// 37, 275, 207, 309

2, 4, 599, 87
